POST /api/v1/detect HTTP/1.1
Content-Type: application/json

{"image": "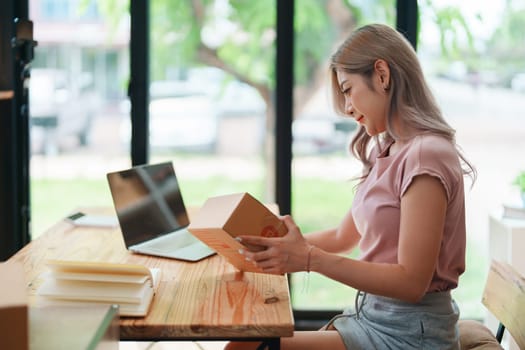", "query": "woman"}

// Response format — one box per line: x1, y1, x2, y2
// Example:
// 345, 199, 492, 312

226, 23, 476, 350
